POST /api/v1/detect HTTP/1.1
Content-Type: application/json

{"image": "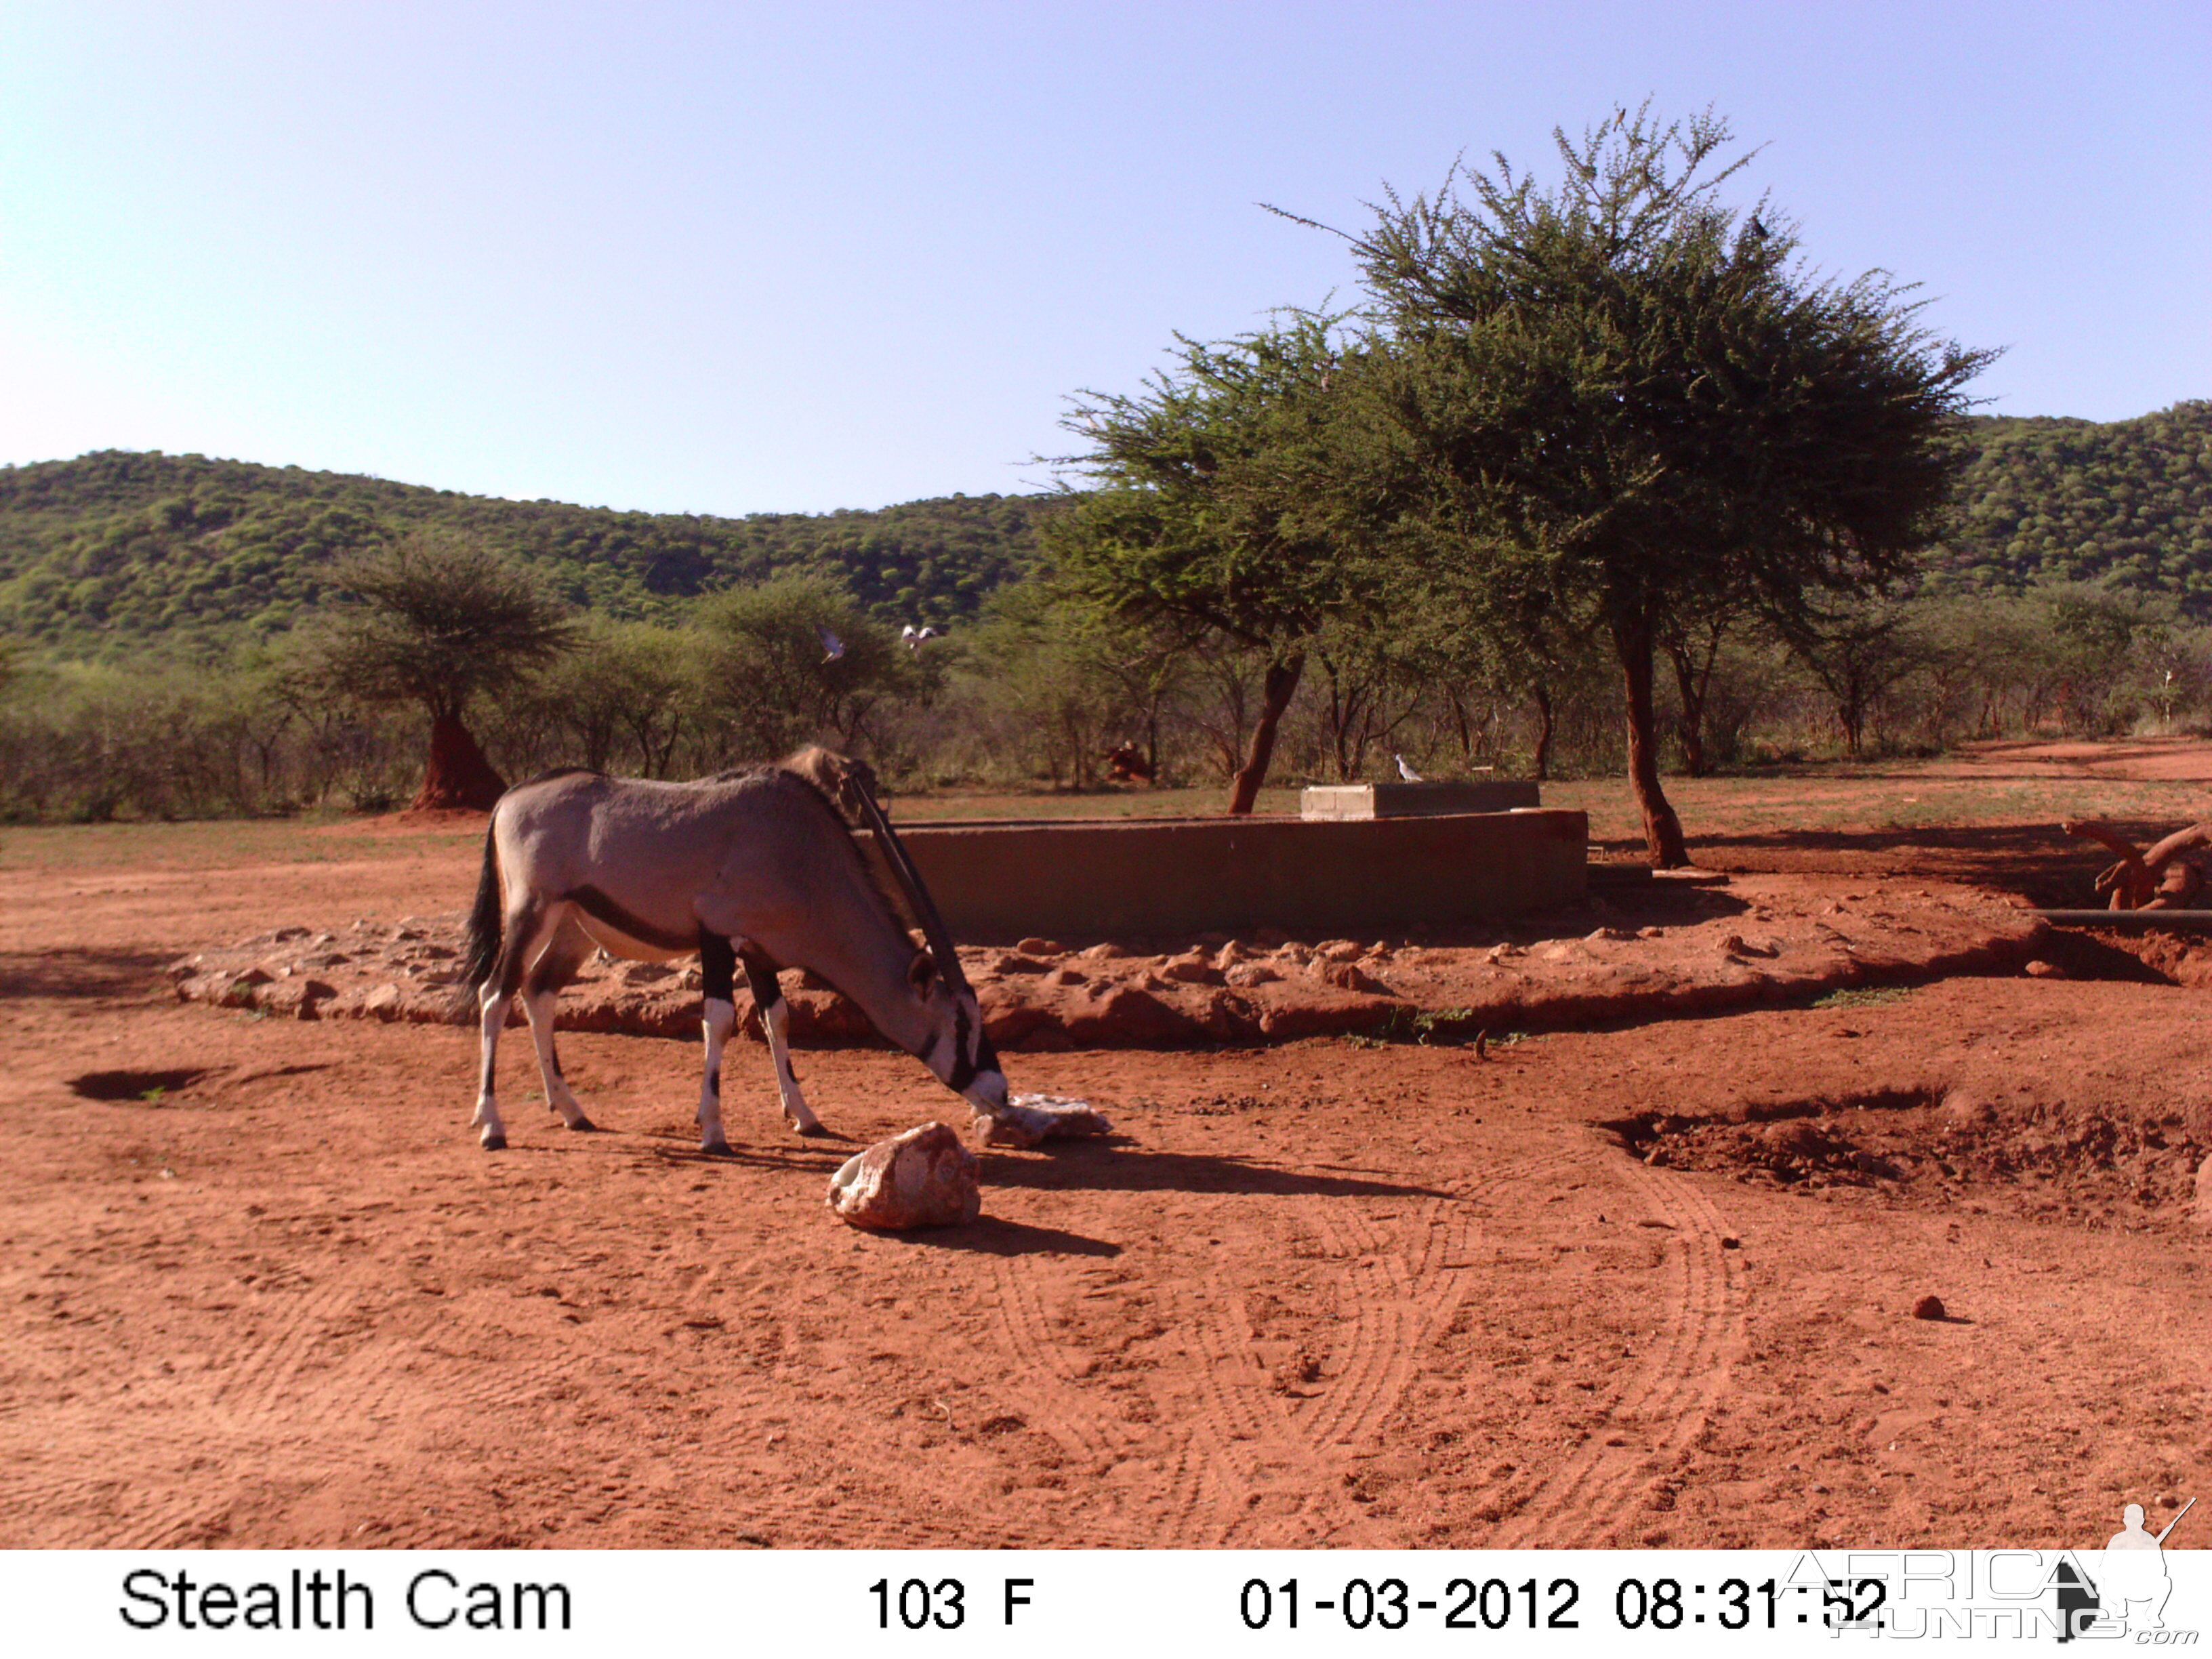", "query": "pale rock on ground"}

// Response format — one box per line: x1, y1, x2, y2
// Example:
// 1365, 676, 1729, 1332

978, 1092, 1113, 1149
825, 1122, 981, 1230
